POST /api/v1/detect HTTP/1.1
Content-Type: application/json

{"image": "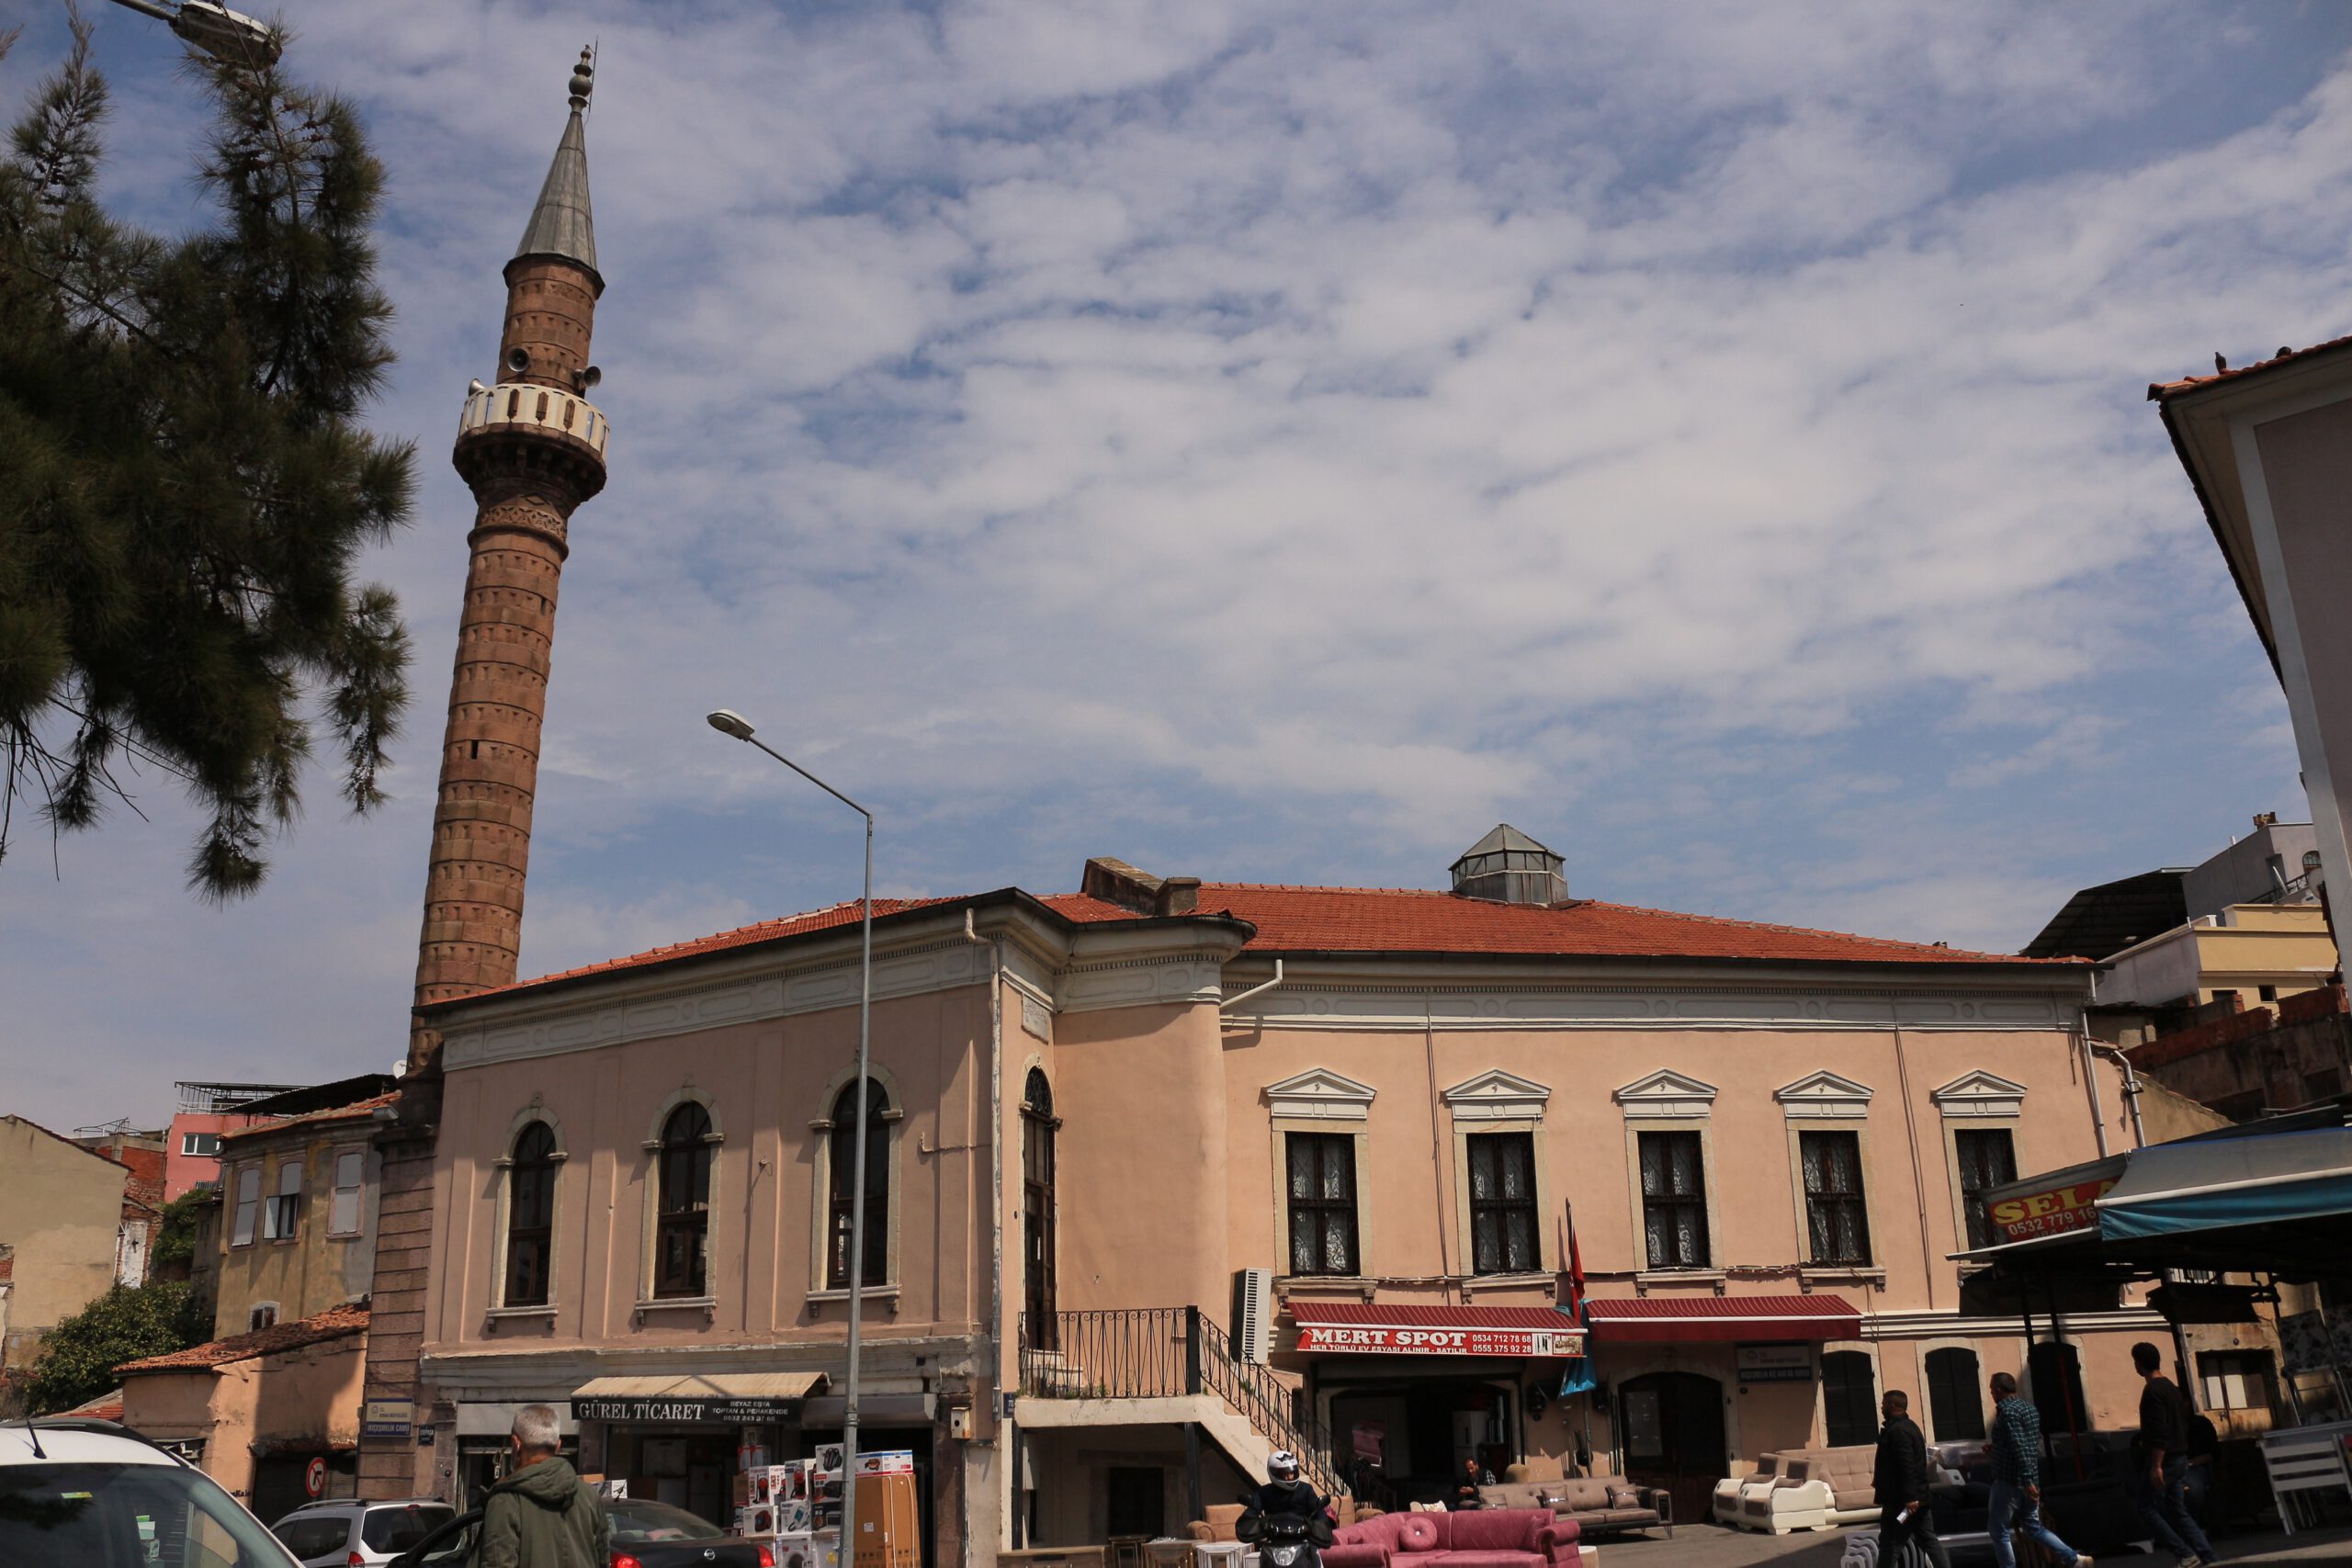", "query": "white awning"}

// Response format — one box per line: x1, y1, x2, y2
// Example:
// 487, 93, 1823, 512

572, 1372, 824, 1401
